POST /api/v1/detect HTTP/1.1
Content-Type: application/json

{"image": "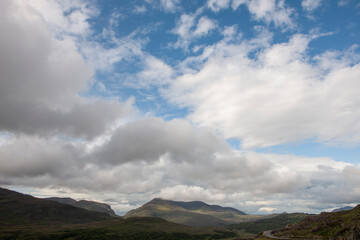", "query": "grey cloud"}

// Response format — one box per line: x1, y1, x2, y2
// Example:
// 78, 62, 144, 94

1, 127, 359, 214
0, 136, 82, 178
0, 98, 133, 139
95, 117, 229, 164
0, 0, 134, 139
